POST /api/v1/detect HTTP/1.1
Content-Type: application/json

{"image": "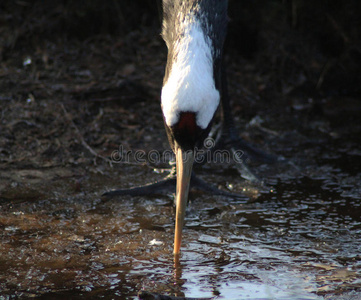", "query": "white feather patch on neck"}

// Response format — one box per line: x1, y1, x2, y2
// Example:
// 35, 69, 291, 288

161, 16, 220, 129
